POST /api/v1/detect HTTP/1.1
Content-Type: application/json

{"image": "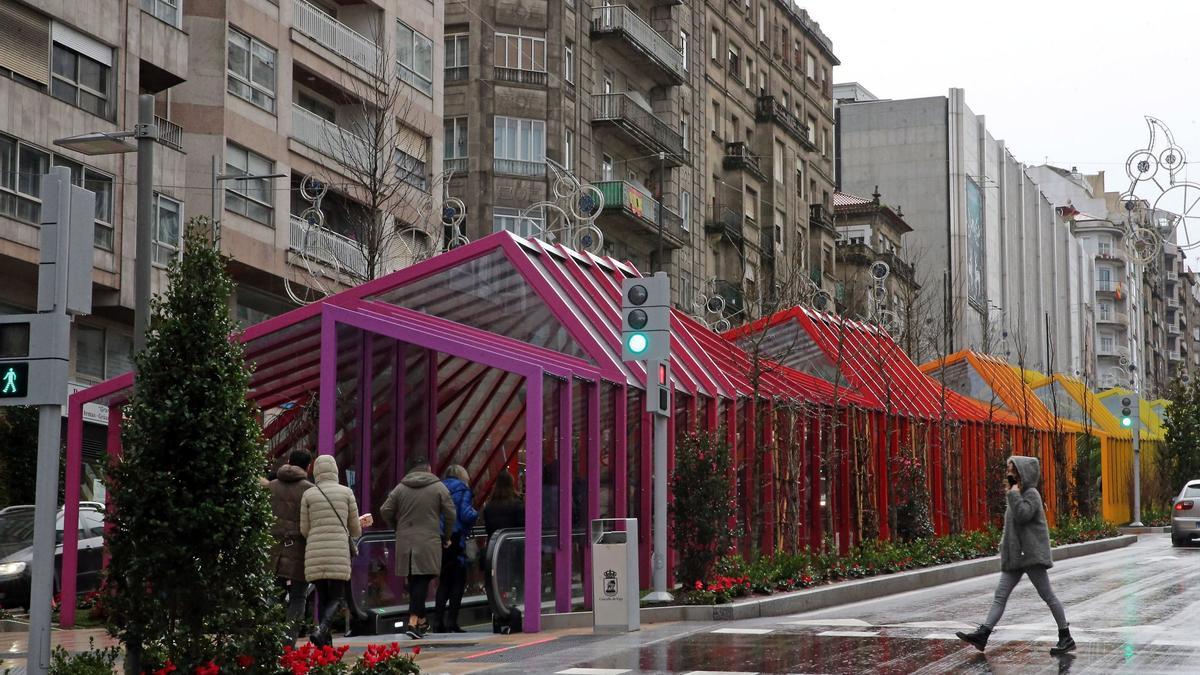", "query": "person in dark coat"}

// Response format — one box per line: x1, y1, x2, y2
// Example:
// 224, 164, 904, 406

480, 471, 524, 629
433, 464, 479, 633
957, 456, 1074, 655
380, 455, 456, 639
267, 450, 314, 645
